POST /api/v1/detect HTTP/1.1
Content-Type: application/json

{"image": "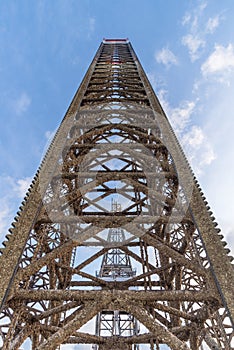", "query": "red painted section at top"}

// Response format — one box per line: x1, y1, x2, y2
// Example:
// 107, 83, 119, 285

103, 38, 129, 43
